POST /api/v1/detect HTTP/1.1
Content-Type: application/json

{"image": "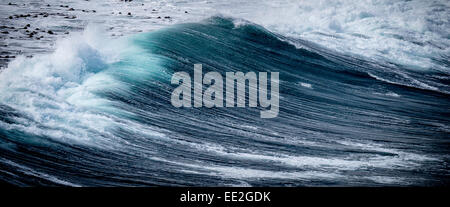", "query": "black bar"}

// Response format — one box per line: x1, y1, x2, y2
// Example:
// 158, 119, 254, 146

2, 187, 448, 206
